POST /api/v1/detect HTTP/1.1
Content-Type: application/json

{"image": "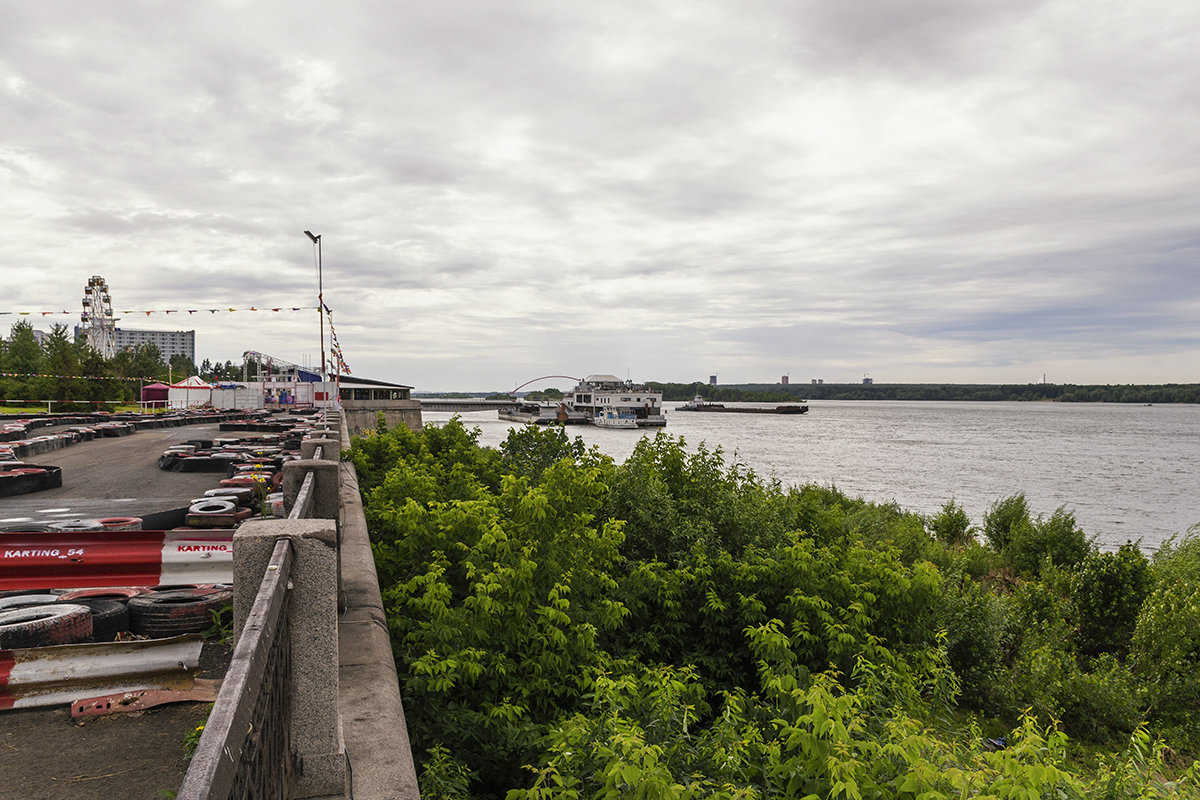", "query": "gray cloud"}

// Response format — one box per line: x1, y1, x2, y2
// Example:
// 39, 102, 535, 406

2, 0, 1198, 388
